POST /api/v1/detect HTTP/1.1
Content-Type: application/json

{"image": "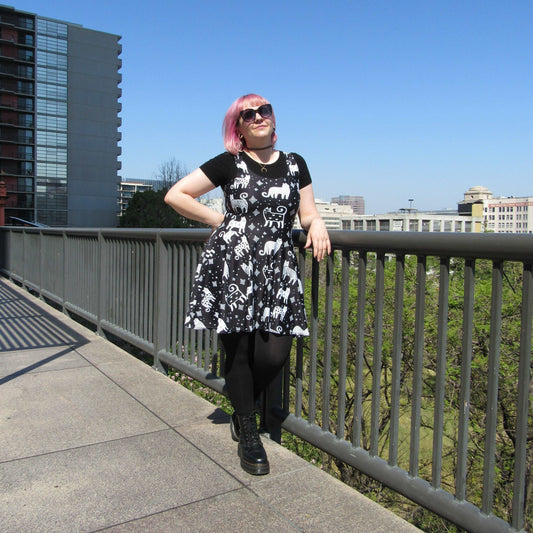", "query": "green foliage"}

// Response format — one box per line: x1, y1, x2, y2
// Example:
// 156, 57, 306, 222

119, 188, 205, 228
293, 252, 531, 531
